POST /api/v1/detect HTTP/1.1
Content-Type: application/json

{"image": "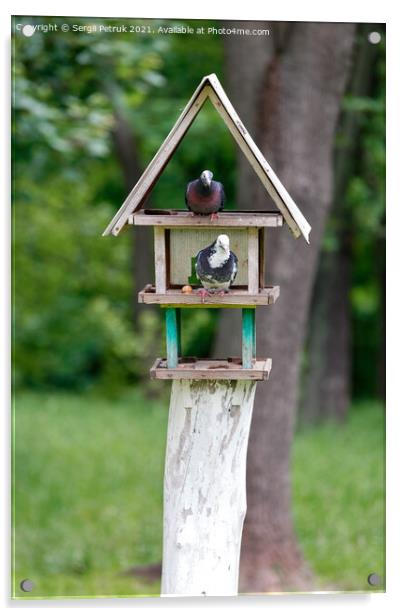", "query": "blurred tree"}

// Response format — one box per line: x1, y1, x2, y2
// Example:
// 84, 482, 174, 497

106, 86, 153, 324
300, 25, 383, 424
218, 22, 356, 591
